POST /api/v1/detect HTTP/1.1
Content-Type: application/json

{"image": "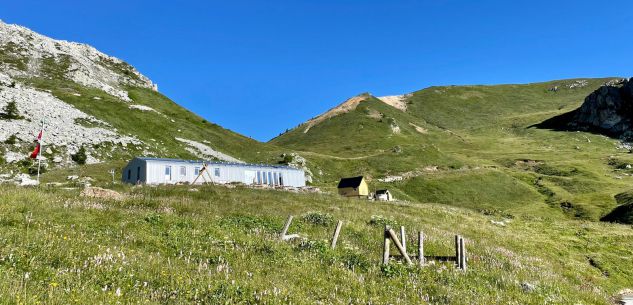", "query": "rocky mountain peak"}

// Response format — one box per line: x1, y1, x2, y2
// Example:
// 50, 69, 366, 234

0, 19, 157, 101
301, 93, 372, 133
